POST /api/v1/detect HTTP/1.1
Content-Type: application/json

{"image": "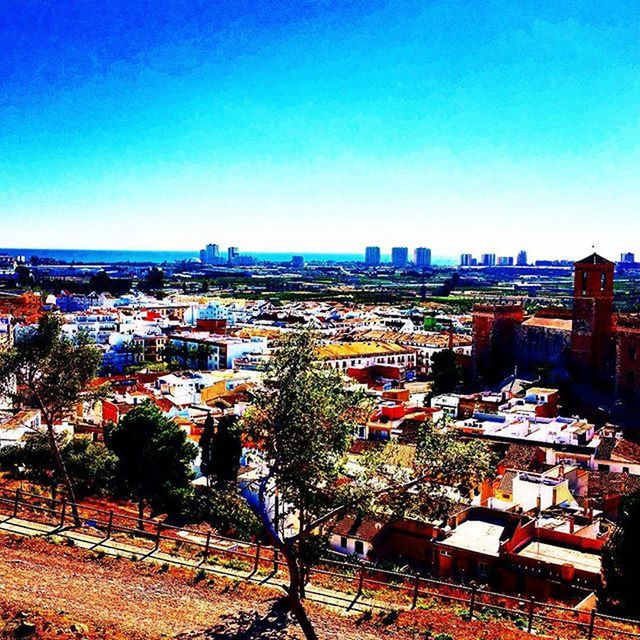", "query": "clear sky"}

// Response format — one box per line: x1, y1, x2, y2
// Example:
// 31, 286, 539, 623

1, 0, 639, 260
